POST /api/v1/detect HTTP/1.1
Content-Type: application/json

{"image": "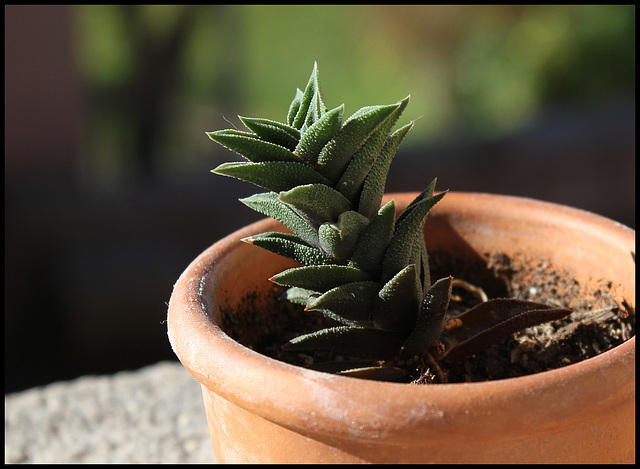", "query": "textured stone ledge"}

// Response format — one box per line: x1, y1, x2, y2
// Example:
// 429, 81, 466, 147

4, 361, 214, 463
